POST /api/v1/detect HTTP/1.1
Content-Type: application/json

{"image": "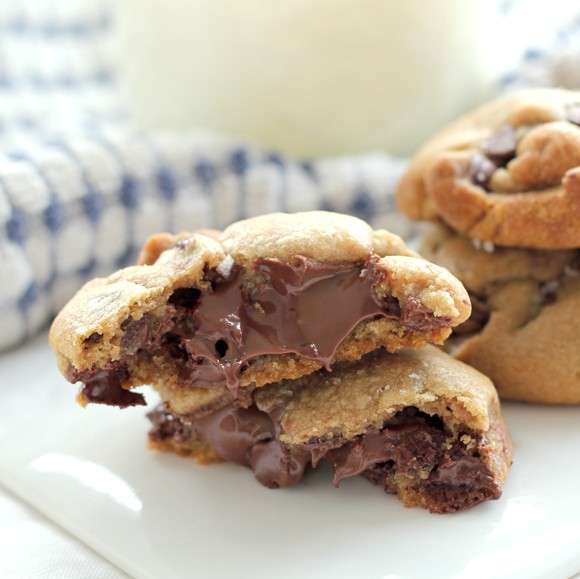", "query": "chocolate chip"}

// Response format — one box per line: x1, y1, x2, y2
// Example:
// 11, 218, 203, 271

481, 126, 517, 165
85, 332, 102, 345
162, 332, 188, 361
566, 103, 580, 126
121, 316, 153, 354
400, 297, 451, 331
470, 154, 497, 190
168, 287, 201, 309
539, 280, 560, 305
382, 295, 401, 317
148, 403, 192, 443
